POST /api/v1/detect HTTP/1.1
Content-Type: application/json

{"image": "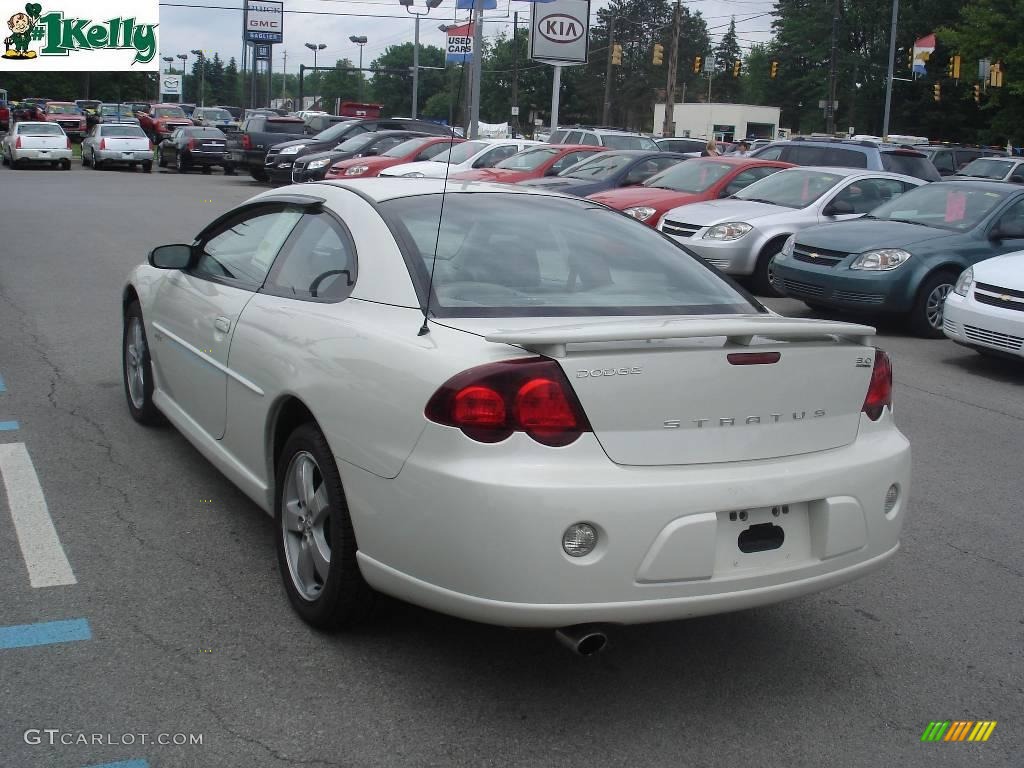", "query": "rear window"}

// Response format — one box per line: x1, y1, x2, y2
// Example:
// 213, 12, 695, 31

379, 193, 758, 318
880, 151, 941, 181
264, 120, 306, 134
19, 123, 63, 135
548, 130, 568, 143
101, 125, 145, 138
600, 135, 659, 150
154, 107, 186, 118
785, 145, 868, 168
190, 127, 227, 138
497, 147, 560, 170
